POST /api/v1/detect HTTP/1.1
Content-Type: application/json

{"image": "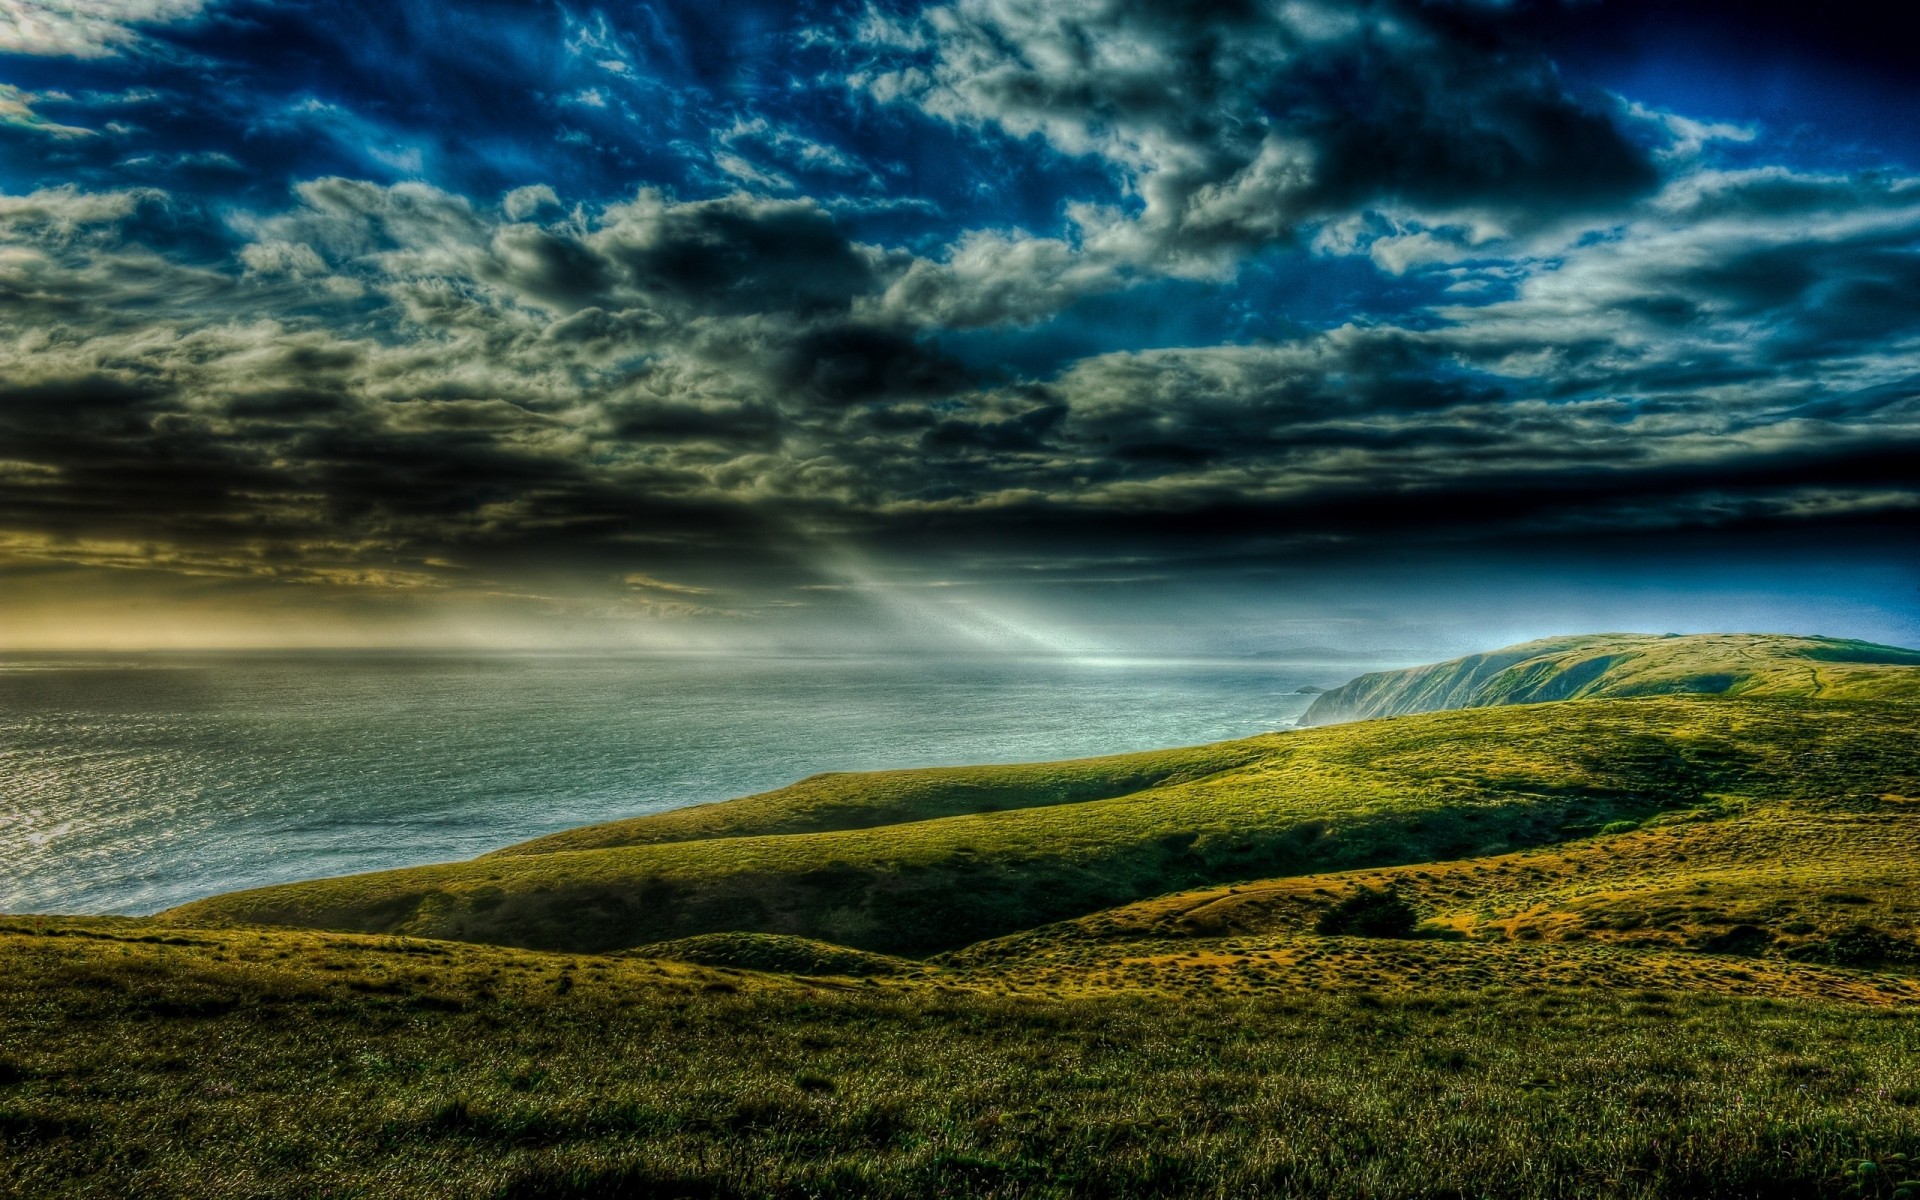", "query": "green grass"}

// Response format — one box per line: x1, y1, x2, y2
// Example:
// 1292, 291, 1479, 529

164, 696, 1920, 956
490, 738, 1272, 856
1301, 632, 1920, 725
953, 790, 1920, 976
640, 932, 925, 977
5, 917, 1920, 1199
